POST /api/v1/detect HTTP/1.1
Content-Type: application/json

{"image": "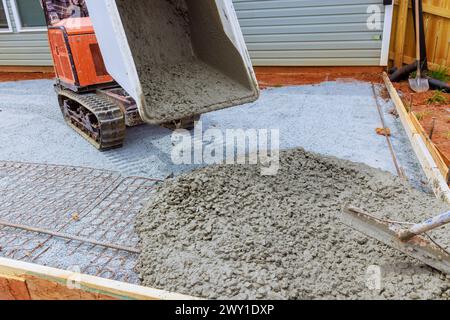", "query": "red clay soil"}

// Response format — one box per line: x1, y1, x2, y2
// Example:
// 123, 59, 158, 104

0, 72, 54, 82
394, 81, 450, 164
2, 67, 382, 87
255, 66, 384, 89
